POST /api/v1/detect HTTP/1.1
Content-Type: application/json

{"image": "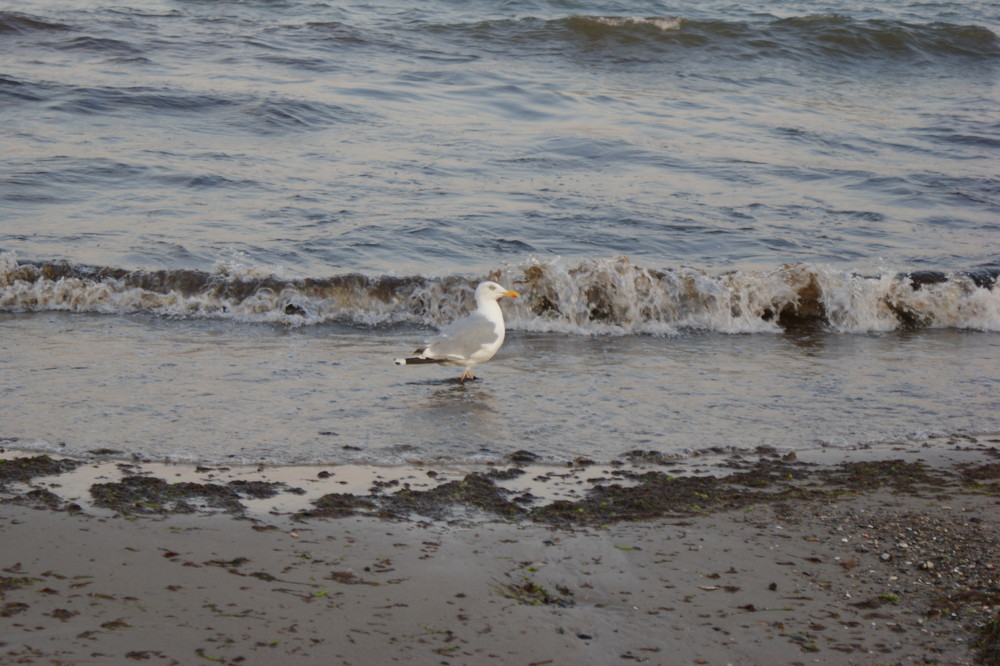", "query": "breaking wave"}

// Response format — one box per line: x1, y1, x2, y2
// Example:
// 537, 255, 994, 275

2, 253, 998, 335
